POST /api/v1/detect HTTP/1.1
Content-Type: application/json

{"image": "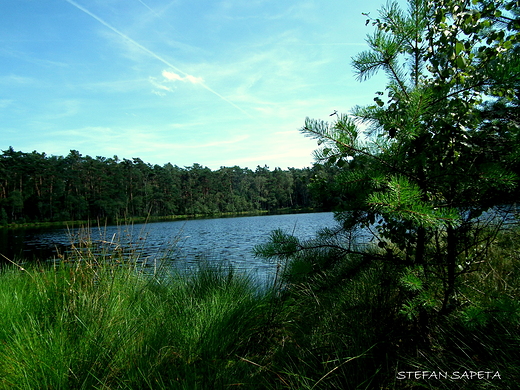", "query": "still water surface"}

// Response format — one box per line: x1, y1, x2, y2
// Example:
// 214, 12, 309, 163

1, 212, 336, 282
